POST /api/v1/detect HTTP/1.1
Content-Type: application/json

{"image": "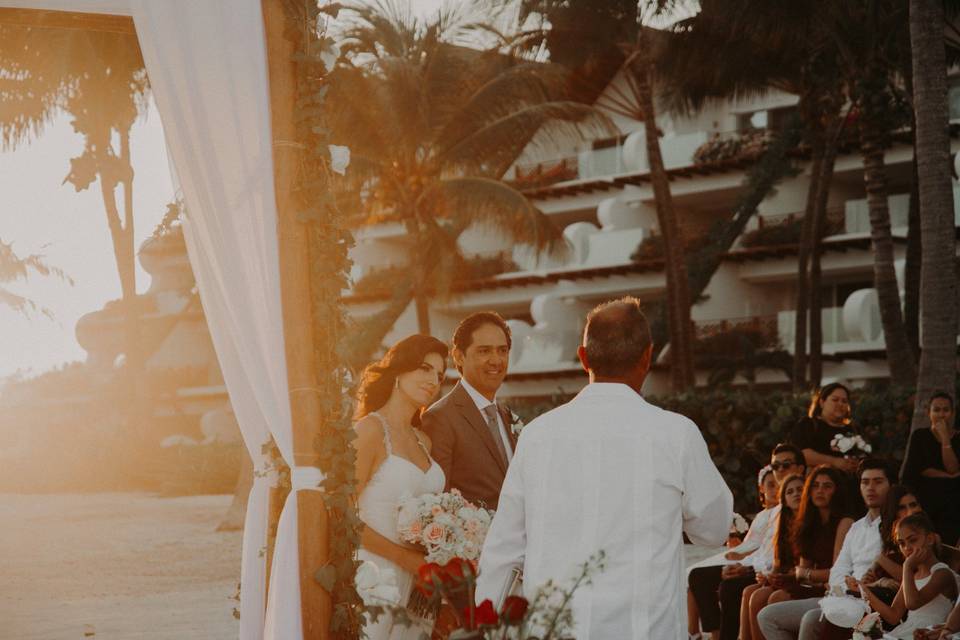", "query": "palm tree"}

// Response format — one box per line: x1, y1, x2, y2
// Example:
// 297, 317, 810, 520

664, 1, 923, 389
0, 239, 69, 316
826, 2, 917, 388
329, 4, 613, 363
908, 0, 958, 426
513, 0, 697, 390
656, 0, 846, 390
0, 19, 150, 396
